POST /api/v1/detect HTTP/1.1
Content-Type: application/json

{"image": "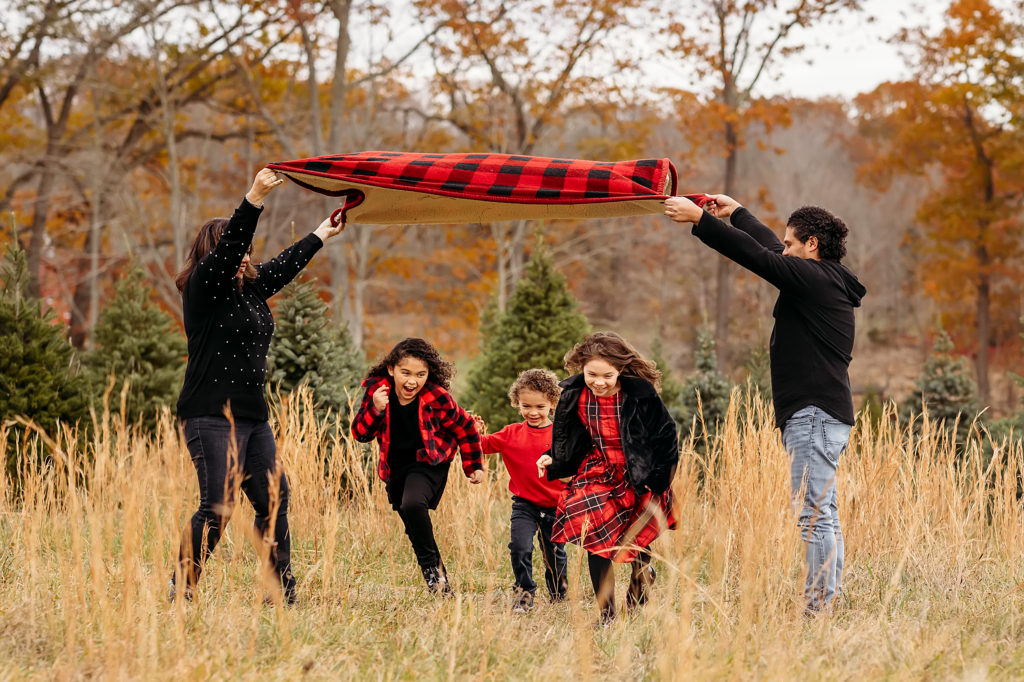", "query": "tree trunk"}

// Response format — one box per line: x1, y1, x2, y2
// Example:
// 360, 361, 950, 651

974, 237, 991, 405
326, 0, 351, 154
26, 169, 55, 299
492, 223, 510, 312
325, 0, 358, 340
963, 100, 995, 405
714, 117, 739, 368
351, 226, 371, 349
